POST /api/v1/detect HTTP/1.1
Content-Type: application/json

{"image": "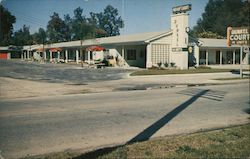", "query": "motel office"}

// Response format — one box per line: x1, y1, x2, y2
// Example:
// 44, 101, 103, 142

1, 10, 249, 69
